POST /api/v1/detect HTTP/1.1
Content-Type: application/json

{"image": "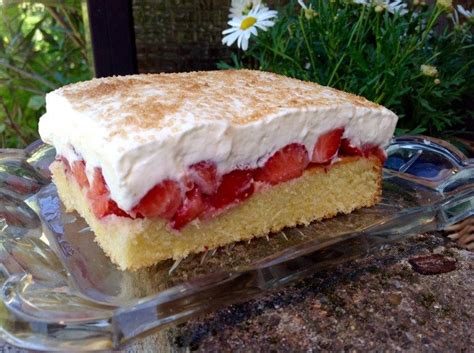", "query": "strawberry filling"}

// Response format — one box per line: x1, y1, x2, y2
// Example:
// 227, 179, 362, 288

71, 160, 89, 189
207, 169, 255, 209
171, 187, 206, 230
255, 143, 309, 185
131, 180, 182, 219
311, 128, 344, 164
58, 128, 386, 230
